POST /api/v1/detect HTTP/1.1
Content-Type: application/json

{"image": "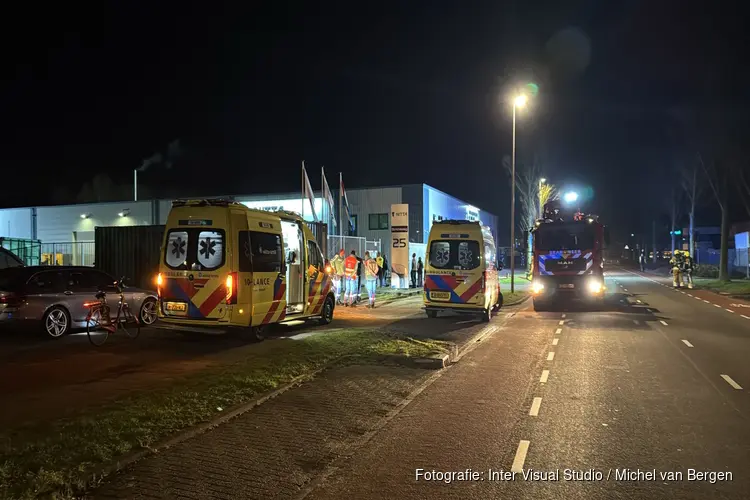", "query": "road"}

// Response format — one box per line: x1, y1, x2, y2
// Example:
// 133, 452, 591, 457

300, 268, 750, 500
